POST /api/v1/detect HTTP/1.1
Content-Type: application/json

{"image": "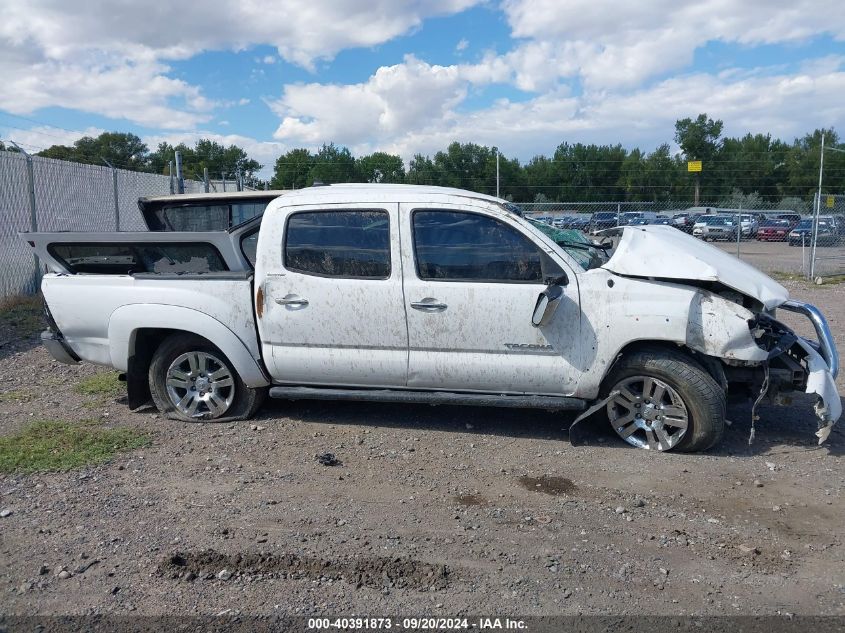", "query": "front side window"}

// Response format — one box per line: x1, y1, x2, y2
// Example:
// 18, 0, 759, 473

412, 210, 543, 282
284, 210, 390, 279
